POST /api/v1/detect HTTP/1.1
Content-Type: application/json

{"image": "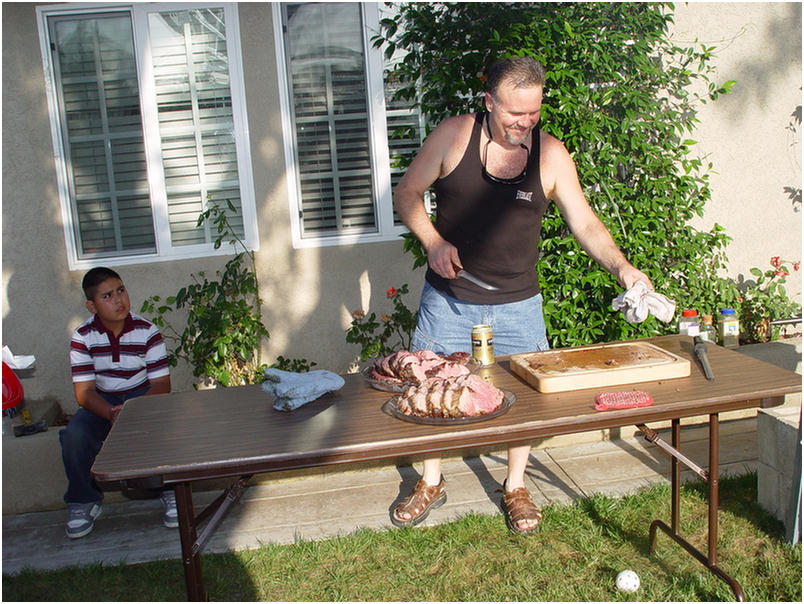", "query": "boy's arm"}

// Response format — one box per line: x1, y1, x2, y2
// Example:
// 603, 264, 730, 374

74, 380, 117, 422
147, 375, 171, 395
74, 376, 171, 425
